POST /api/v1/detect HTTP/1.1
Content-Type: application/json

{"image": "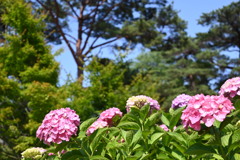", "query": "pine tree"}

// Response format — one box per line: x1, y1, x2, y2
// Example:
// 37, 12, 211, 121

197, 1, 240, 81
30, 0, 186, 81
198, 1, 240, 55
